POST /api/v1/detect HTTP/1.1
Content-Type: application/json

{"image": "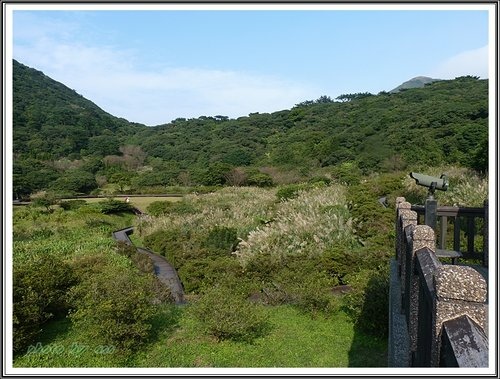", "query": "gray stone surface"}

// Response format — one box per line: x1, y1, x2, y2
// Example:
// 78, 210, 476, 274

113, 227, 186, 305
388, 259, 410, 367
441, 315, 488, 367
434, 265, 487, 302
137, 247, 185, 304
